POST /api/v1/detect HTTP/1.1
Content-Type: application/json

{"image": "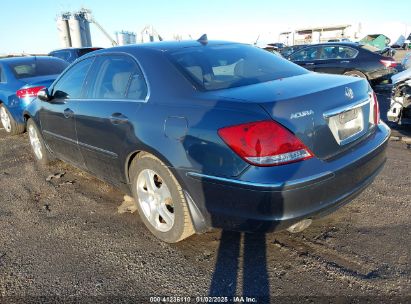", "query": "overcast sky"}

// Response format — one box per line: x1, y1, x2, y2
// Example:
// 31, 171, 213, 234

0, 0, 409, 54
